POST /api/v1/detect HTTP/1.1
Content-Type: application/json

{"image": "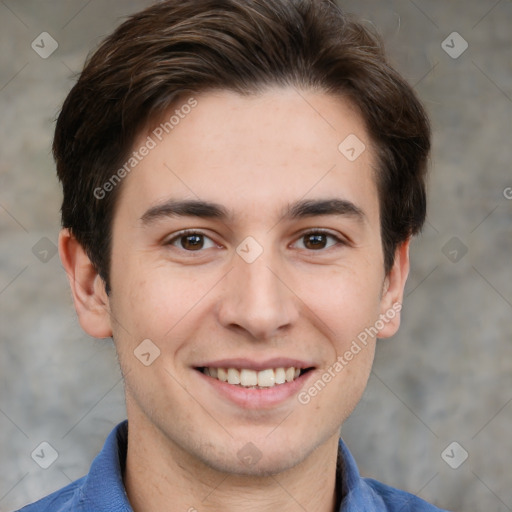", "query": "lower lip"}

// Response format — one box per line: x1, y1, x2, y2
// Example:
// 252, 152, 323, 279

195, 369, 315, 409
